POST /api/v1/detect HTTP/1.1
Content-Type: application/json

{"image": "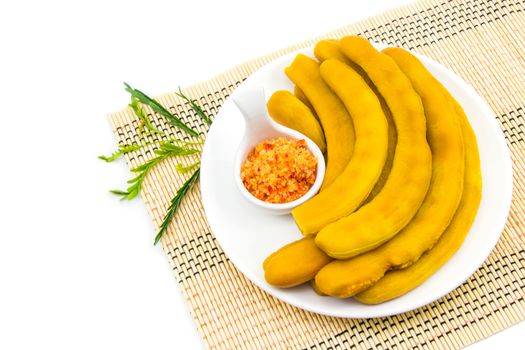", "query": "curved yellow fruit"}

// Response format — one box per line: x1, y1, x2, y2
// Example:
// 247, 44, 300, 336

292, 59, 388, 235
355, 97, 482, 304
314, 39, 367, 80
315, 48, 465, 298
293, 85, 319, 122
314, 39, 352, 64
267, 90, 326, 153
310, 280, 327, 296
285, 54, 355, 189
315, 36, 432, 259
312, 38, 397, 205
363, 111, 396, 203
263, 237, 332, 288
